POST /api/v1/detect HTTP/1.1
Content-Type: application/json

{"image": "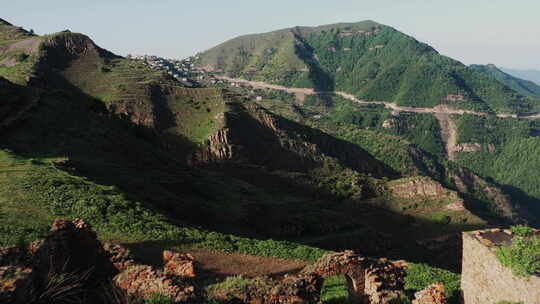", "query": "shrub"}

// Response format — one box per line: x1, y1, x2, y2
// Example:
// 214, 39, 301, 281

320, 275, 350, 304
144, 293, 174, 304
404, 263, 460, 304
388, 296, 412, 304
496, 225, 540, 276
430, 213, 451, 225
206, 276, 254, 297
15, 52, 29, 62
511, 225, 536, 237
